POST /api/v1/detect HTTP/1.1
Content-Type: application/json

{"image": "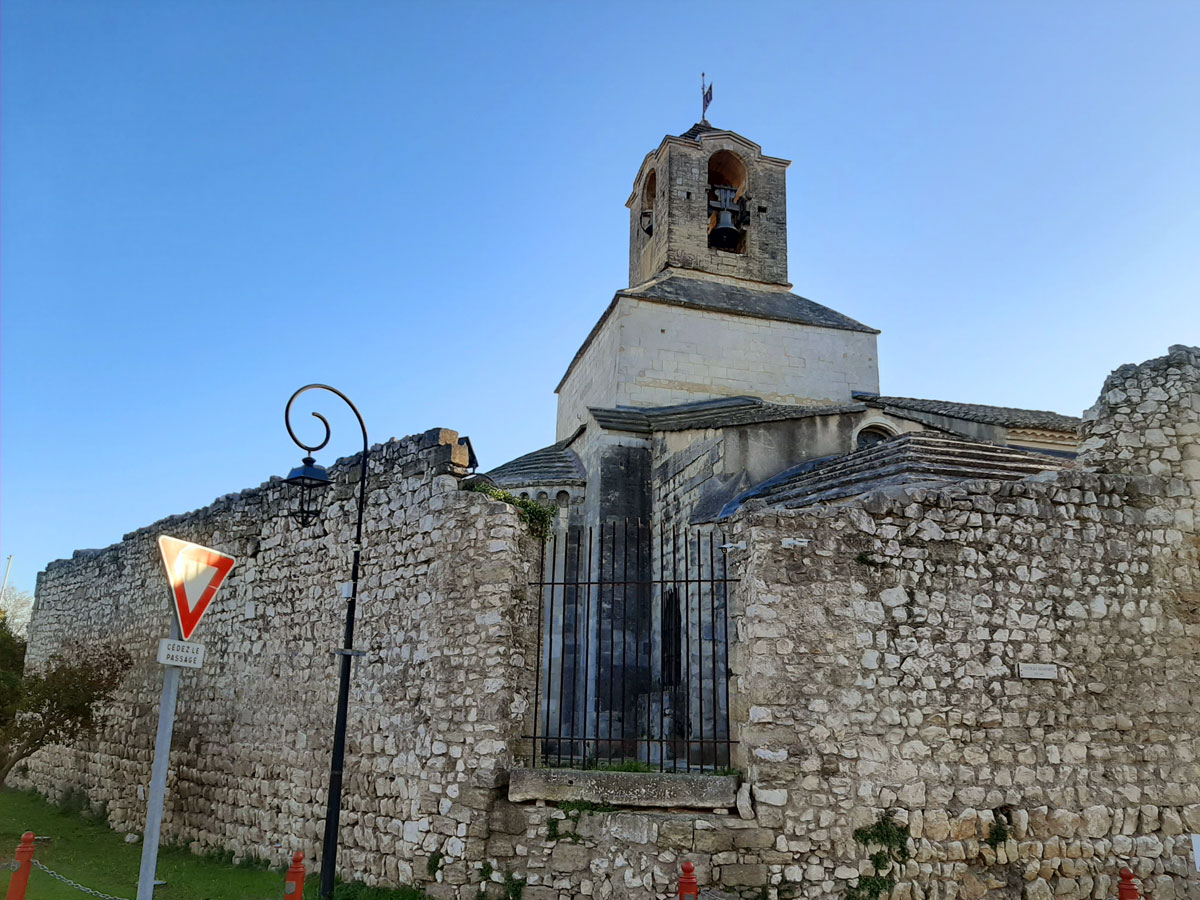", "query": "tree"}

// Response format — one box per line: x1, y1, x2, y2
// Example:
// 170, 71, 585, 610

0, 586, 34, 639
0, 615, 132, 788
